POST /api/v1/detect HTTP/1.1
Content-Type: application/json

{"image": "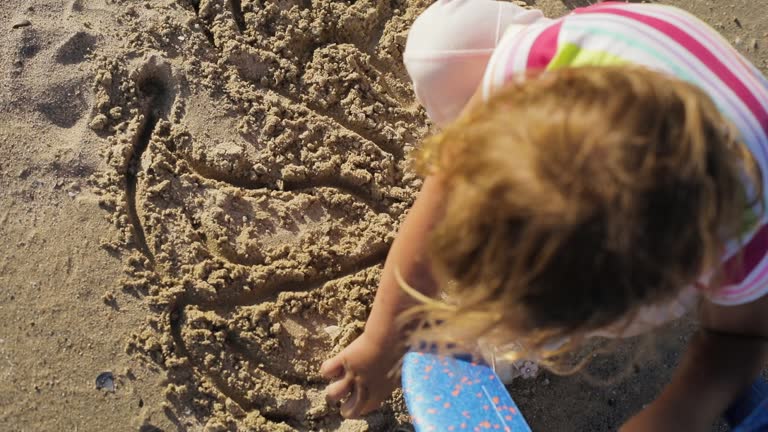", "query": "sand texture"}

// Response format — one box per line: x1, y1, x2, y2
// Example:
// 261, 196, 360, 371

1, 0, 766, 431
87, 0, 431, 430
